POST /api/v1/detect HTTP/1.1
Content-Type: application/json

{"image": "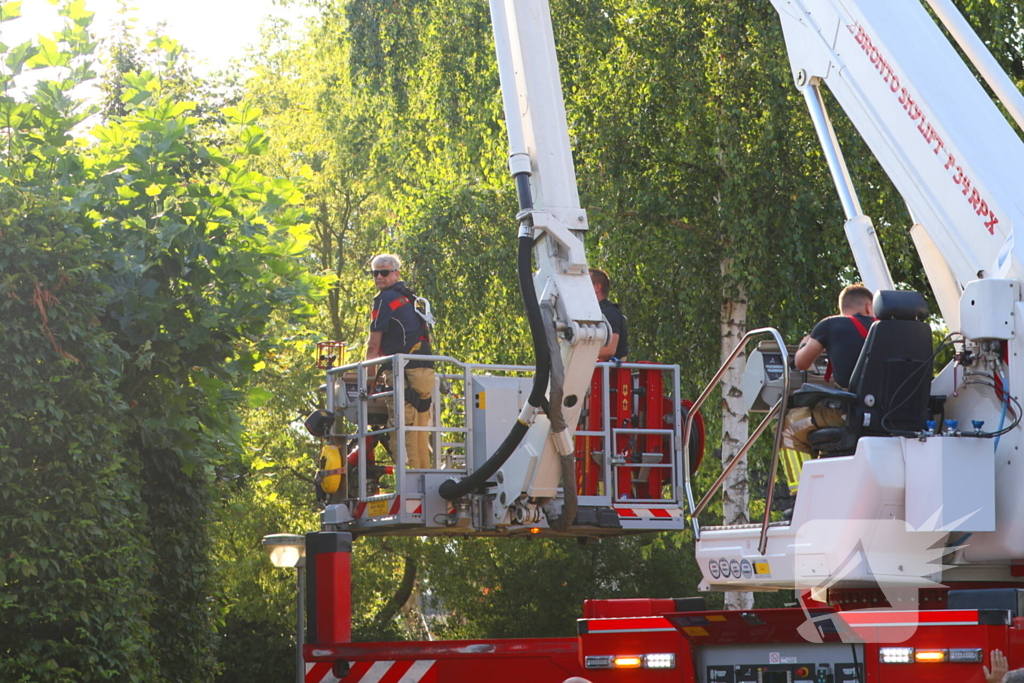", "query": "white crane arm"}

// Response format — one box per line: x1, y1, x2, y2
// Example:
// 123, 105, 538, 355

771, 0, 1024, 293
